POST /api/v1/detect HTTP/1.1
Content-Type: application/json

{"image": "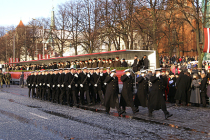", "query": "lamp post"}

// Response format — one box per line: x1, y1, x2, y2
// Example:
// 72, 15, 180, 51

5, 30, 8, 63
32, 18, 45, 59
